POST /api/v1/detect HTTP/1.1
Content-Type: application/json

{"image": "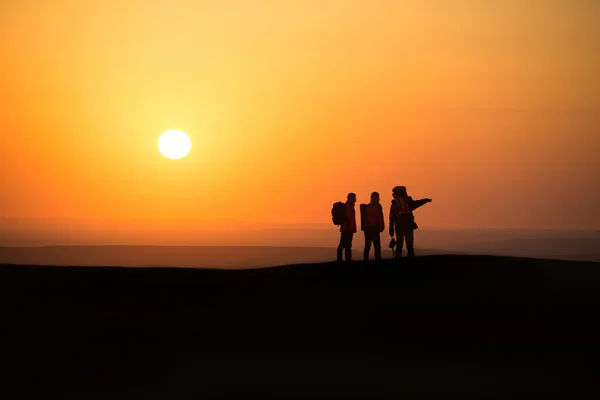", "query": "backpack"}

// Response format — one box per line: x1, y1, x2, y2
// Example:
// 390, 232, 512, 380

392, 197, 418, 230
331, 202, 347, 226
365, 203, 383, 230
